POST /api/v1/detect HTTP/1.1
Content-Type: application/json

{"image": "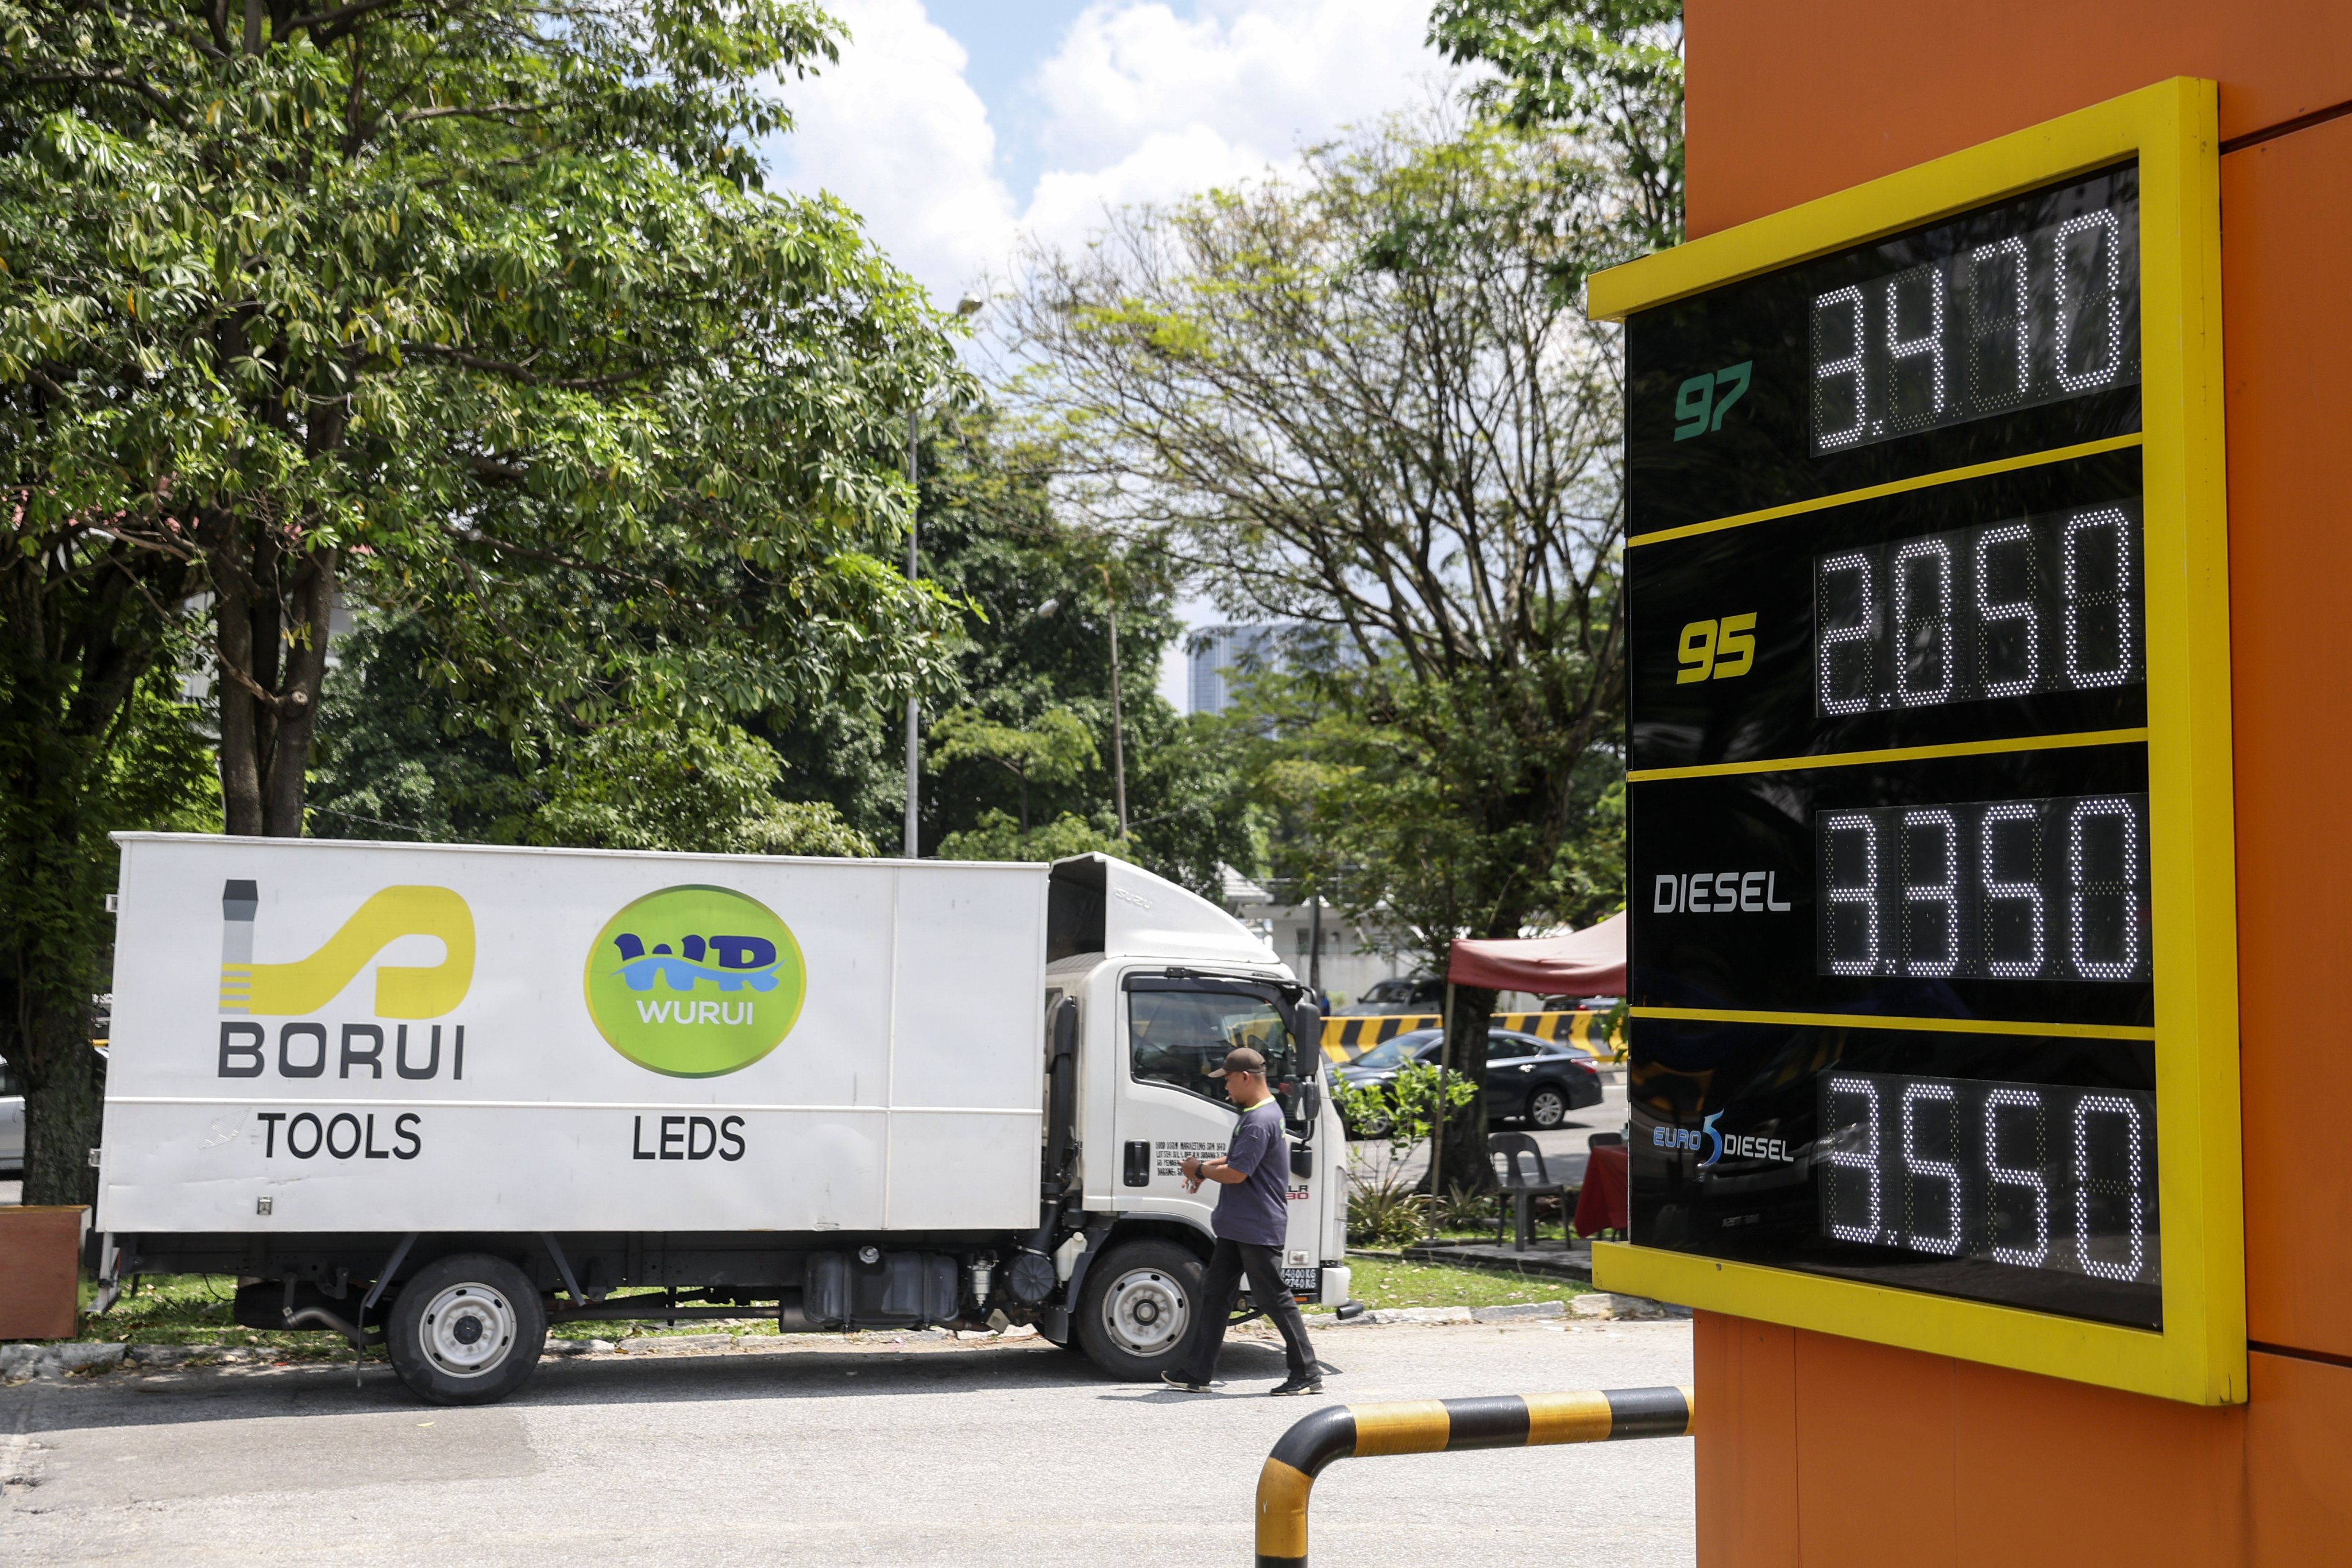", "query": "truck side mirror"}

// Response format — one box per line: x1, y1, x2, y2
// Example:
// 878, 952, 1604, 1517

1300, 1079, 1323, 1124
